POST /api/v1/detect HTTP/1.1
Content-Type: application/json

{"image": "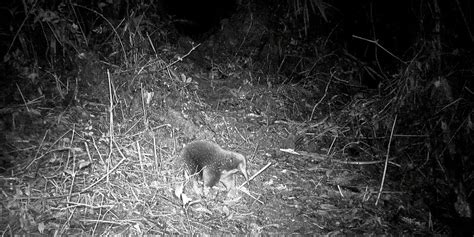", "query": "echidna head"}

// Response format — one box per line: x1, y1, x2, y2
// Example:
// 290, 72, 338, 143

235, 153, 248, 182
